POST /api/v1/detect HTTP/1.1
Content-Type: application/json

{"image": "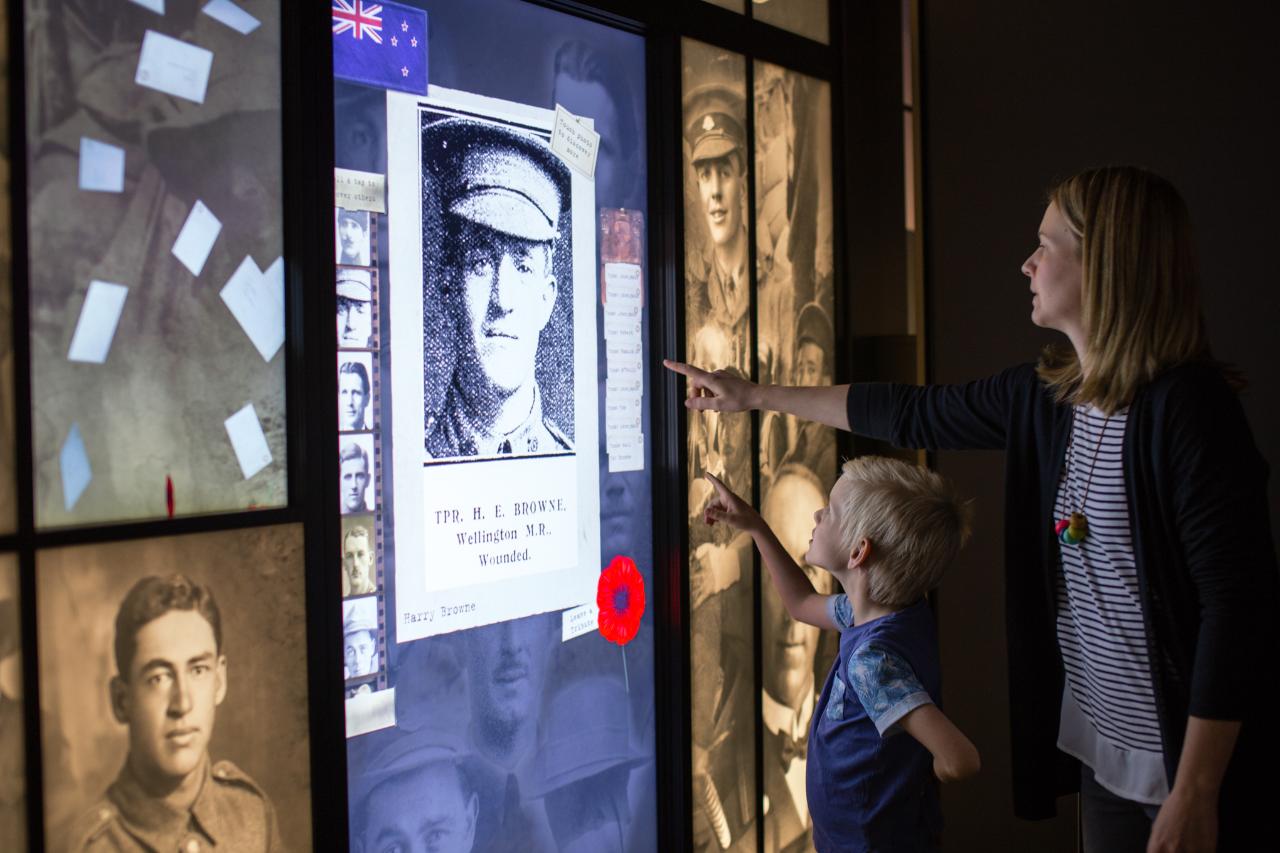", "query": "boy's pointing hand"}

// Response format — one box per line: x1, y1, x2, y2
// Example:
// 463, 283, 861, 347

703, 472, 762, 533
